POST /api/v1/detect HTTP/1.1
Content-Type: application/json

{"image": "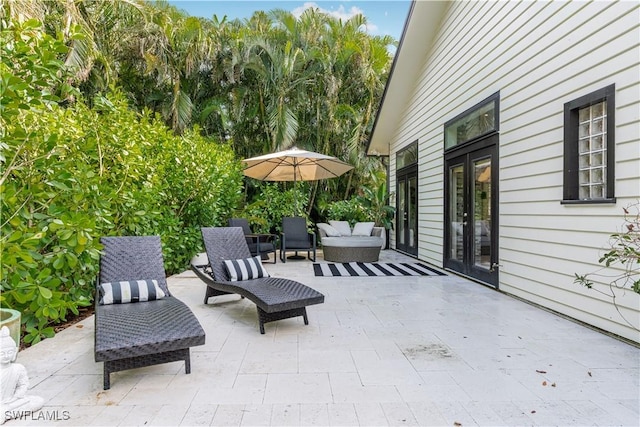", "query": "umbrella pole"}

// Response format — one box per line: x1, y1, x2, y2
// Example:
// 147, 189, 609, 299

294, 164, 298, 216
288, 165, 305, 259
